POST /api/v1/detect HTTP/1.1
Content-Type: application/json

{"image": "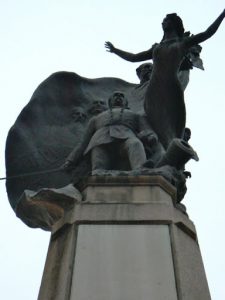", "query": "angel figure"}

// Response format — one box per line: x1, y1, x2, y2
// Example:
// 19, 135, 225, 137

105, 10, 225, 148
